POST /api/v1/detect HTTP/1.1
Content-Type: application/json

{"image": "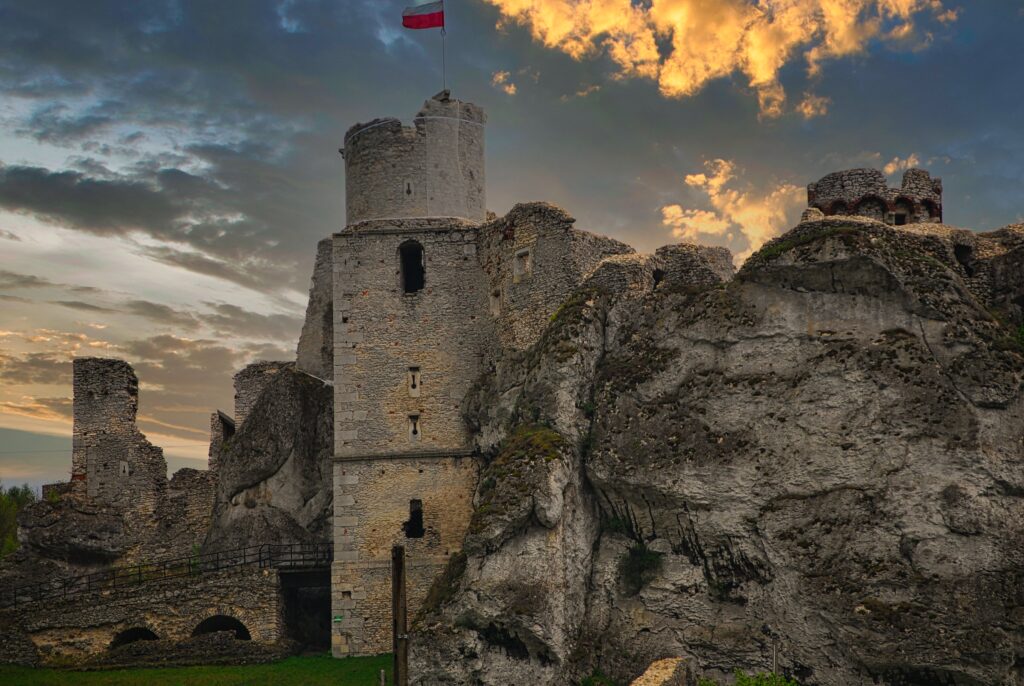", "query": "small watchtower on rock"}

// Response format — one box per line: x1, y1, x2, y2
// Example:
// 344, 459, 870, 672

807, 167, 943, 225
